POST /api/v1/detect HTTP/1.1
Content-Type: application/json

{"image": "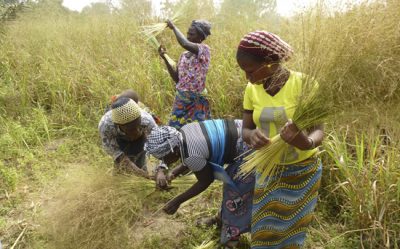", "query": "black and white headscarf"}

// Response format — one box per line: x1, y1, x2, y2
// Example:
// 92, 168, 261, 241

145, 126, 182, 159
